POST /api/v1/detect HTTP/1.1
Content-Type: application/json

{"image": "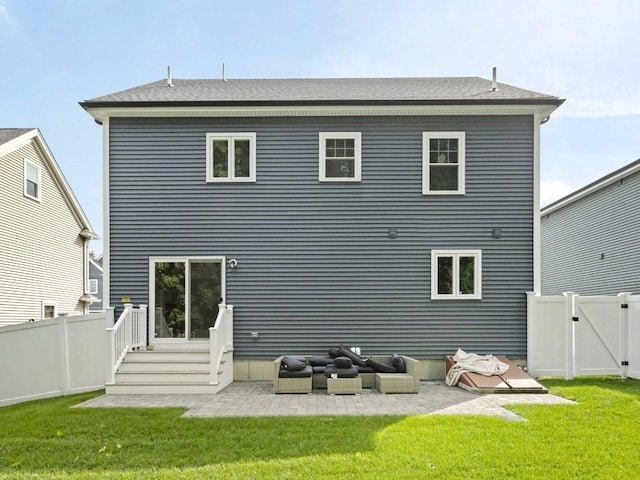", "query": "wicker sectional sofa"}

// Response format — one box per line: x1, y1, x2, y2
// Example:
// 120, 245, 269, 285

273, 351, 419, 394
